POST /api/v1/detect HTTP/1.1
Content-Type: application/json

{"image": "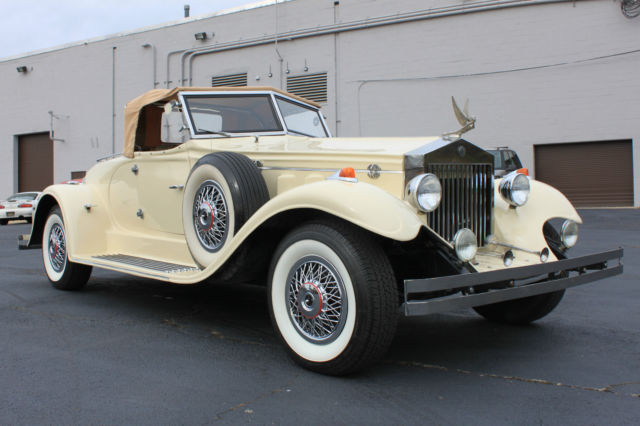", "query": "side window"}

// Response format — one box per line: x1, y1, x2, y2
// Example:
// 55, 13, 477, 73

275, 97, 327, 137
191, 111, 222, 132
